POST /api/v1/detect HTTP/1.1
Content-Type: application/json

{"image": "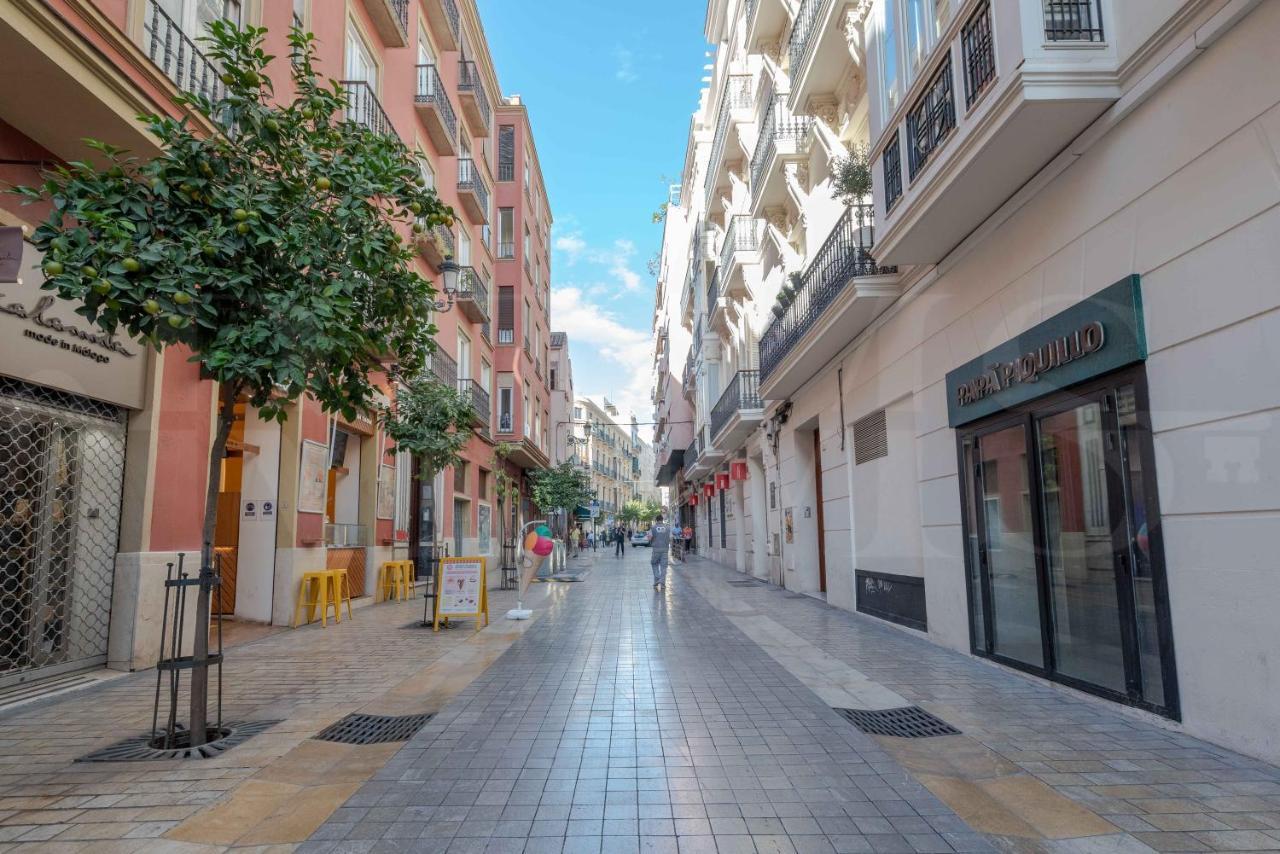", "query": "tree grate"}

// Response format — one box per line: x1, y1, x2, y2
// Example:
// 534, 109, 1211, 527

314, 712, 434, 745
76, 720, 281, 762
835, 706, 960, 738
